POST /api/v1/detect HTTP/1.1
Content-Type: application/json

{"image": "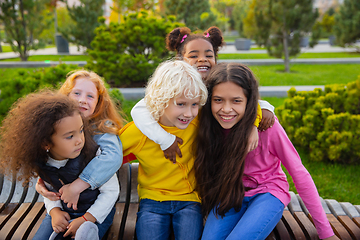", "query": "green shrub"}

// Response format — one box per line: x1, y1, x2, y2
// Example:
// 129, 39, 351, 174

276, 78, 360, 164
87, 11, 182, 87
0, 64, 125, 122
